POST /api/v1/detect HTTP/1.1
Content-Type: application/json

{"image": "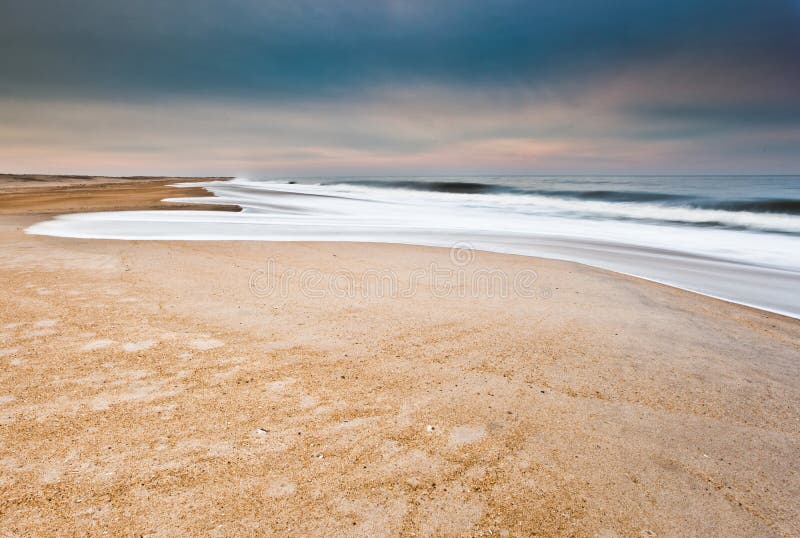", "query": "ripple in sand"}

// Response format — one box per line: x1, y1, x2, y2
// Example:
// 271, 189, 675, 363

299, 395, 317, 409
189, 338, 225, 350
24, 329, 56, 338
82, 339, 114, 351
90, 383, 161, 411
122, 340, 155, 353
